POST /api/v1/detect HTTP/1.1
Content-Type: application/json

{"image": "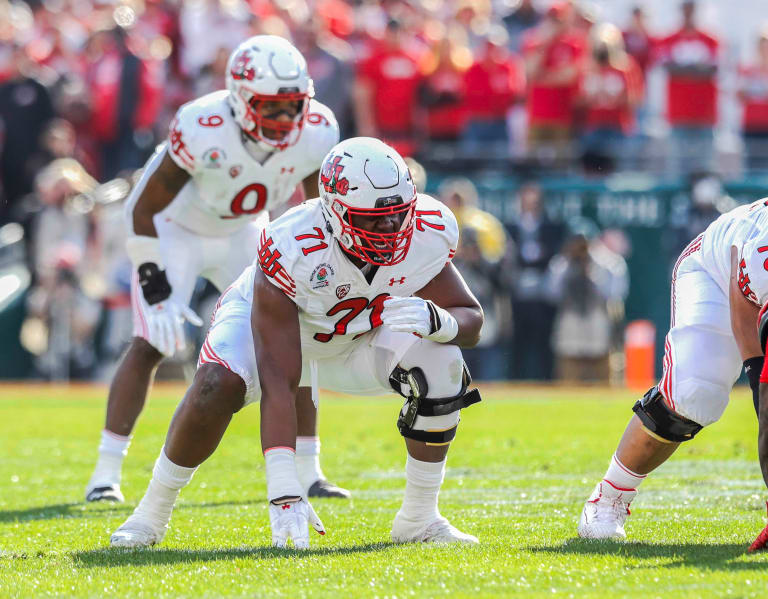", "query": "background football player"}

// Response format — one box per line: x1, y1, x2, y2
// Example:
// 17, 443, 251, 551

579, 198, 768, 540
109, 137, 483, 549
85, 35, 348, 504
